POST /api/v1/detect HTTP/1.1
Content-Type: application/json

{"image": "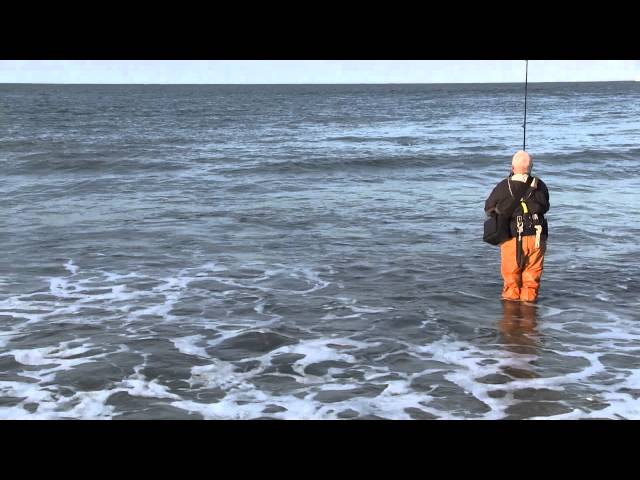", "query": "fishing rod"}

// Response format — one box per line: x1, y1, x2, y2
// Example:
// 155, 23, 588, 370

523, 59, 528, 150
